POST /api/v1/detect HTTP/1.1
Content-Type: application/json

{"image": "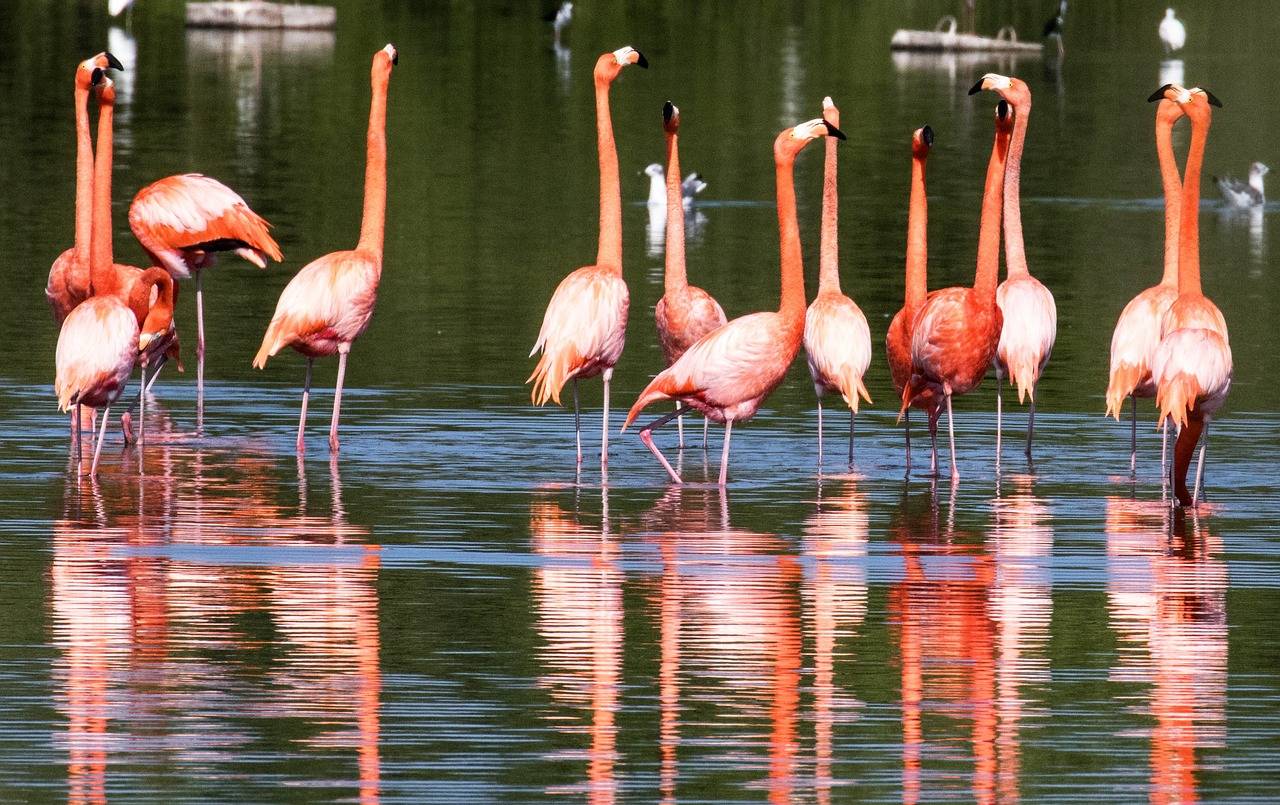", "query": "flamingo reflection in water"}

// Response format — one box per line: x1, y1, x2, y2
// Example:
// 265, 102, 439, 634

1105, 498, 1227, 802
52, 448, 381, 802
